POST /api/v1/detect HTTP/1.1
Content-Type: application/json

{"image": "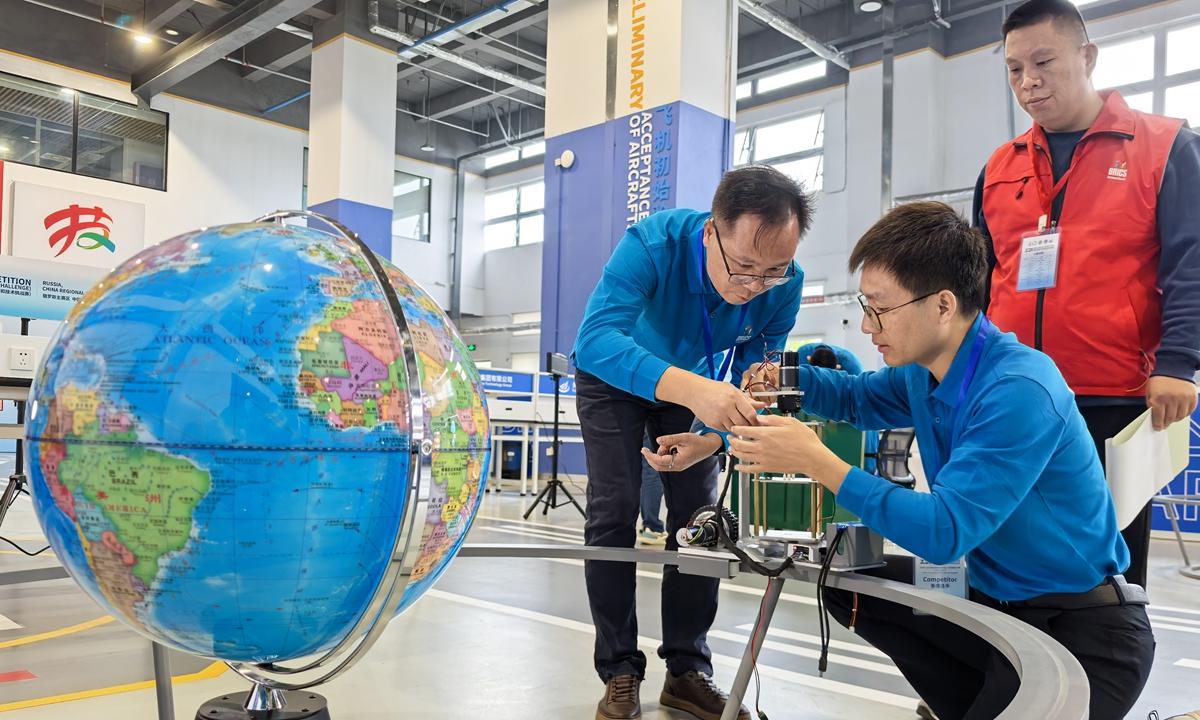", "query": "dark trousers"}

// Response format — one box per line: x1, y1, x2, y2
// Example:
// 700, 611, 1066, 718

576, 370, 720, 683
824, 556, 1155, 720
1076, 403, 1154, 587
